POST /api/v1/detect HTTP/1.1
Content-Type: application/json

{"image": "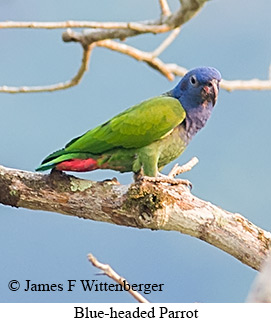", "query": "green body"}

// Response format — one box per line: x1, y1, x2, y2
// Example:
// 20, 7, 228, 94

36, 96, 187, 176
93, 125, 186, 175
